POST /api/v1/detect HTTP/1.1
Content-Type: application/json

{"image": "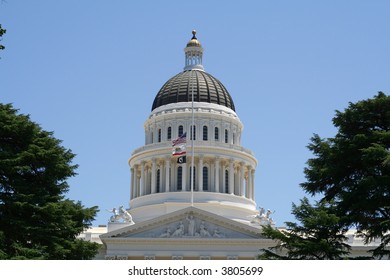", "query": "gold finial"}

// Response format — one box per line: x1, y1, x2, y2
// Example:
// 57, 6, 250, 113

192, 30, 197, 39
